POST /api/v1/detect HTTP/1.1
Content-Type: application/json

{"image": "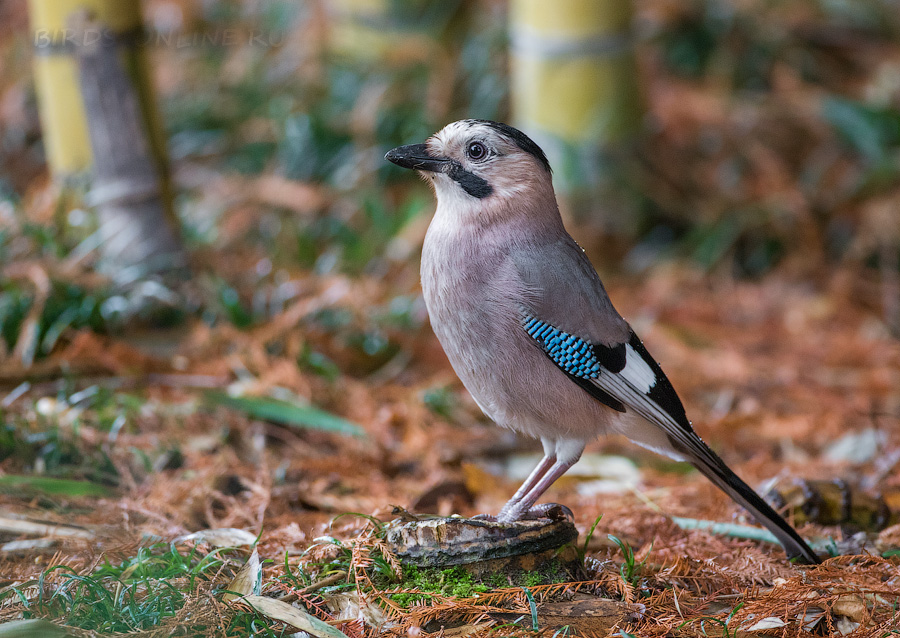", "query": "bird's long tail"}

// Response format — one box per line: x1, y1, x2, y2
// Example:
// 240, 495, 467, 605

676, 437, 821, 564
